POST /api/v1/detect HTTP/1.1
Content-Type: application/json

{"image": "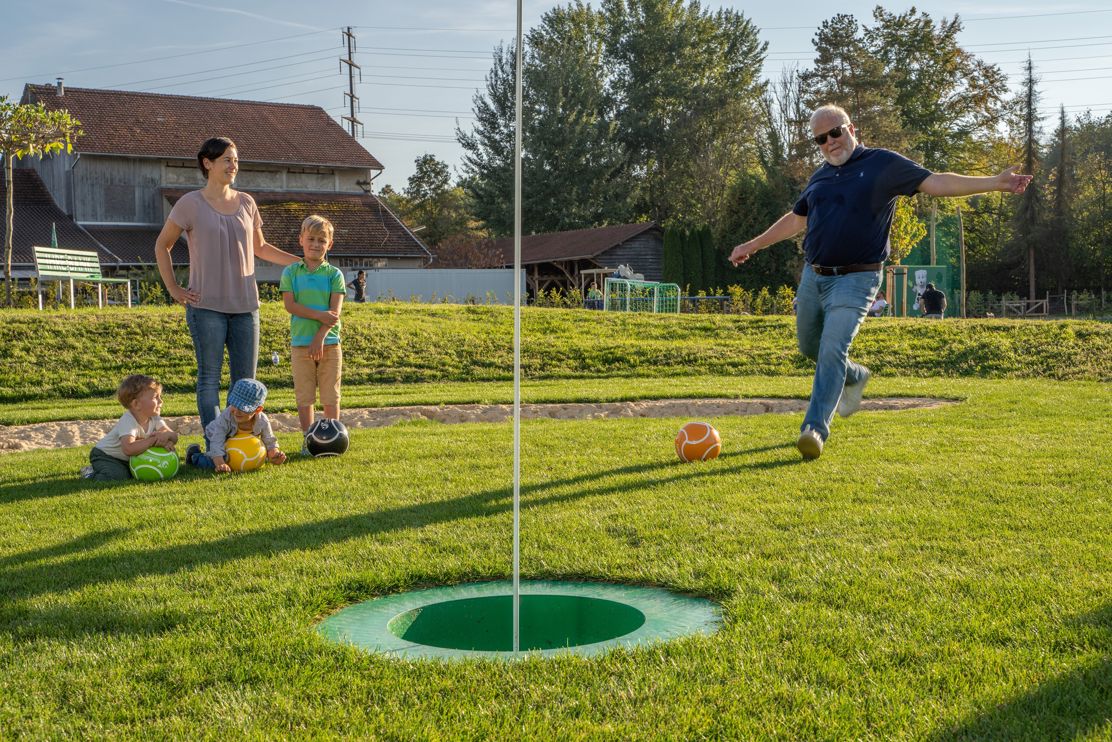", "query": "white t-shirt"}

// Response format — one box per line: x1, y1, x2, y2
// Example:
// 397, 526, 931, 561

94, 411, 166, 461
